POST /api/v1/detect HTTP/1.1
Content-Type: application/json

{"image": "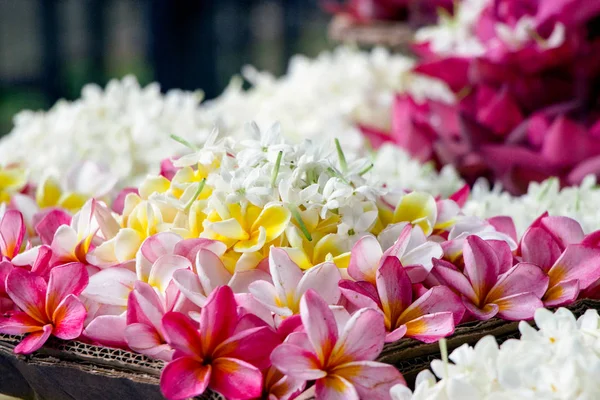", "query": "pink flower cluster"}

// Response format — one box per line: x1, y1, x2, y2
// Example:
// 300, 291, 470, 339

324, 0, 453, 25
364, 0, 600, 194
1, 198, 600, 398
